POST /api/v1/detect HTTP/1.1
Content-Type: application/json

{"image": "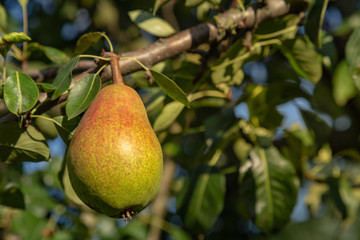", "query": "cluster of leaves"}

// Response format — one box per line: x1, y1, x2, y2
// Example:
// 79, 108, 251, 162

1, 0, 360, 239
